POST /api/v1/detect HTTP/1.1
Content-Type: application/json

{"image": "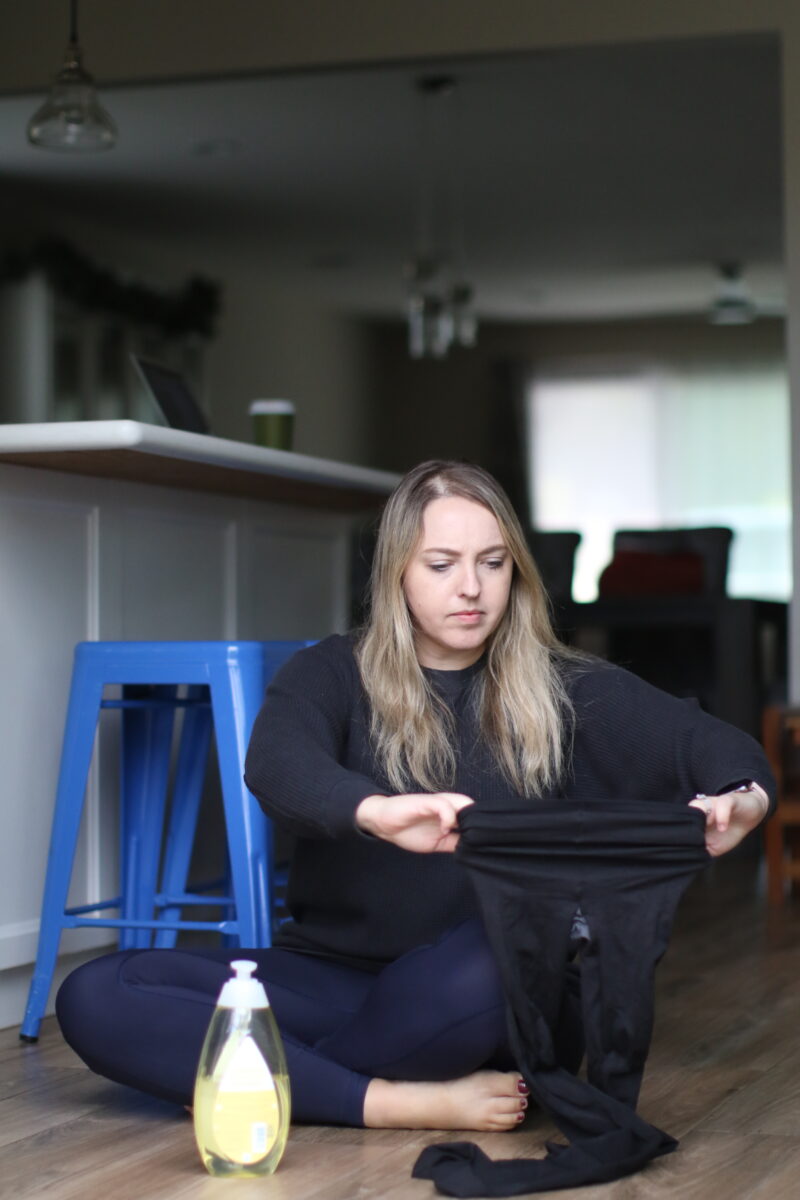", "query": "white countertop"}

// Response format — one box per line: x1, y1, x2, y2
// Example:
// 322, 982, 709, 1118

0, 420, 400, 508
